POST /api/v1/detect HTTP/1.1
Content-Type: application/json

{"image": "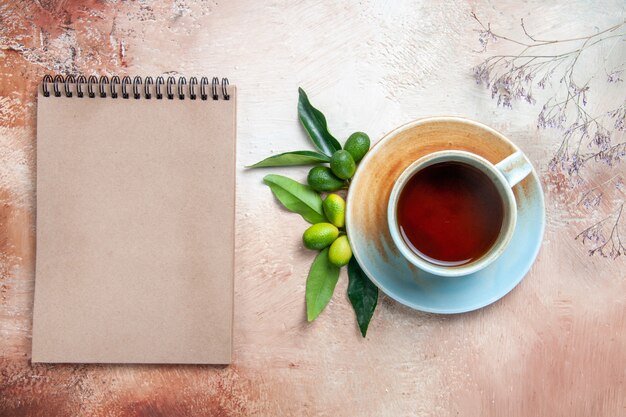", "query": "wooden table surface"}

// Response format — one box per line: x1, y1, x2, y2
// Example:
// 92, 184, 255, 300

1, 1, 624, 416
